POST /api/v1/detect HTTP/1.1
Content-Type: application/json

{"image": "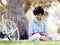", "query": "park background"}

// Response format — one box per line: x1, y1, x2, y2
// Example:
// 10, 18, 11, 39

0, 0, 60, 45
